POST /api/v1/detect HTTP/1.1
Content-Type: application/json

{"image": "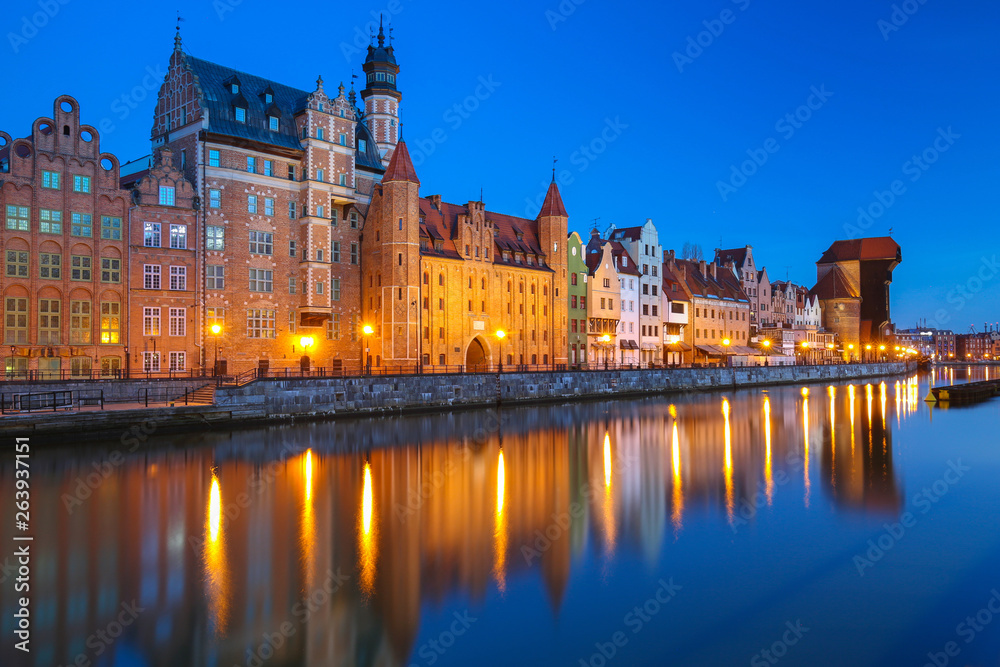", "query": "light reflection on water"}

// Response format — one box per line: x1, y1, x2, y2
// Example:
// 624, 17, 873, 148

2, 366, 1000, 666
